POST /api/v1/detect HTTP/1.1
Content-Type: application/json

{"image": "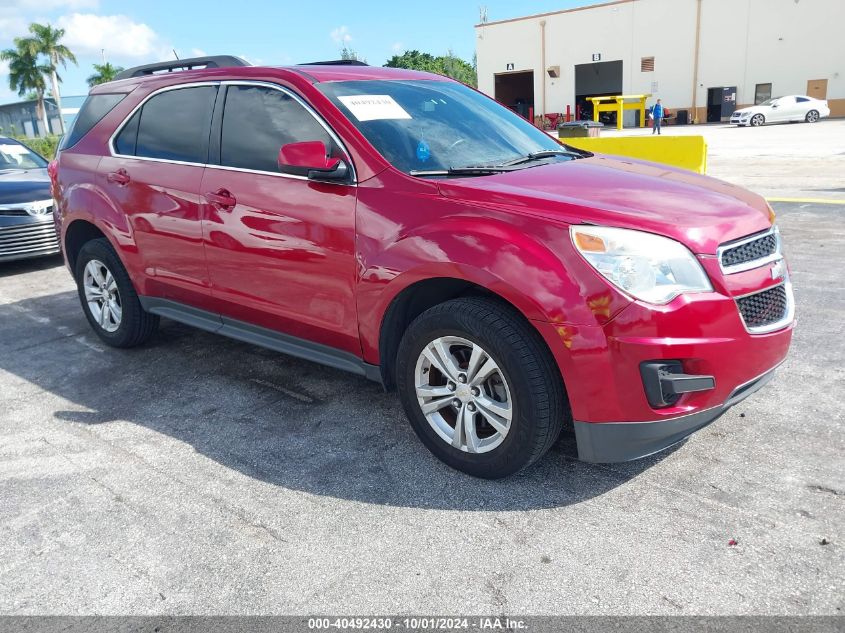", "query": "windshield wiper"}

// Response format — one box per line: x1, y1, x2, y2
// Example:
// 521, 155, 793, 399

497, 149, 577, 167
409, 165, 513, 177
